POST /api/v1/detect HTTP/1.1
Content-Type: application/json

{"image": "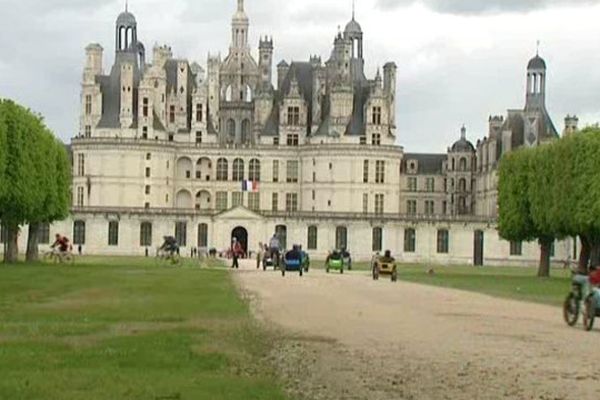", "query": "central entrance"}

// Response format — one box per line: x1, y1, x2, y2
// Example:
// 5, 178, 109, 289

232, 226, 249, 257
